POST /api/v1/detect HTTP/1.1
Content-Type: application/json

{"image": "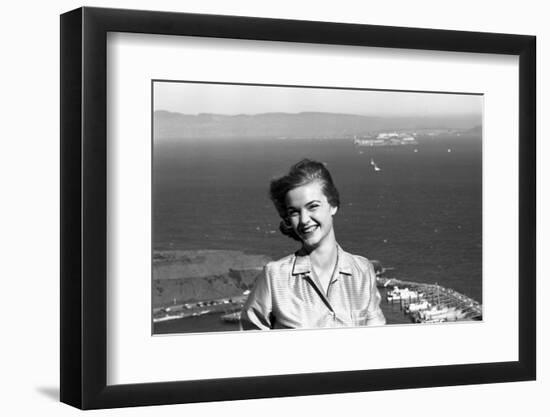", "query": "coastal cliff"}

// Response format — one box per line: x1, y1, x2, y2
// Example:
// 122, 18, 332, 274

153, 250, 271, 307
